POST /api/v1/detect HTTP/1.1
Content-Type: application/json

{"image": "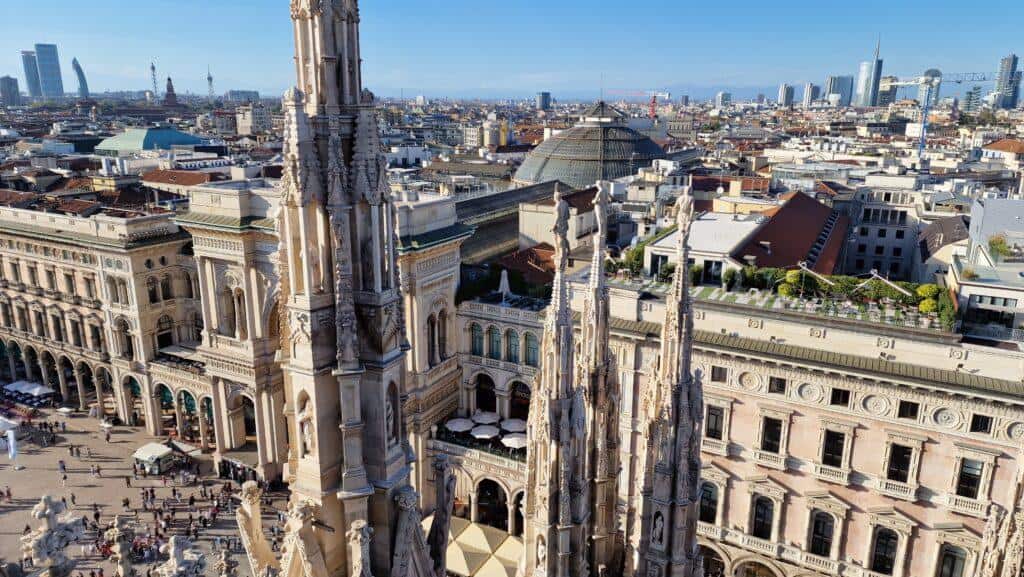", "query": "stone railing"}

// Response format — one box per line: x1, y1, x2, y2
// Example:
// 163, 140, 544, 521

878, 478, 917, 502
462, 353, 539, 378
701, 437, 728, 456
813, 462, 851, 486
428, 438, 527, 483
460, 301, 543, 324
947, 494, 987, 518
752, 449, 787, 471
696, 521, 725, 540
800, 552, 840, 575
